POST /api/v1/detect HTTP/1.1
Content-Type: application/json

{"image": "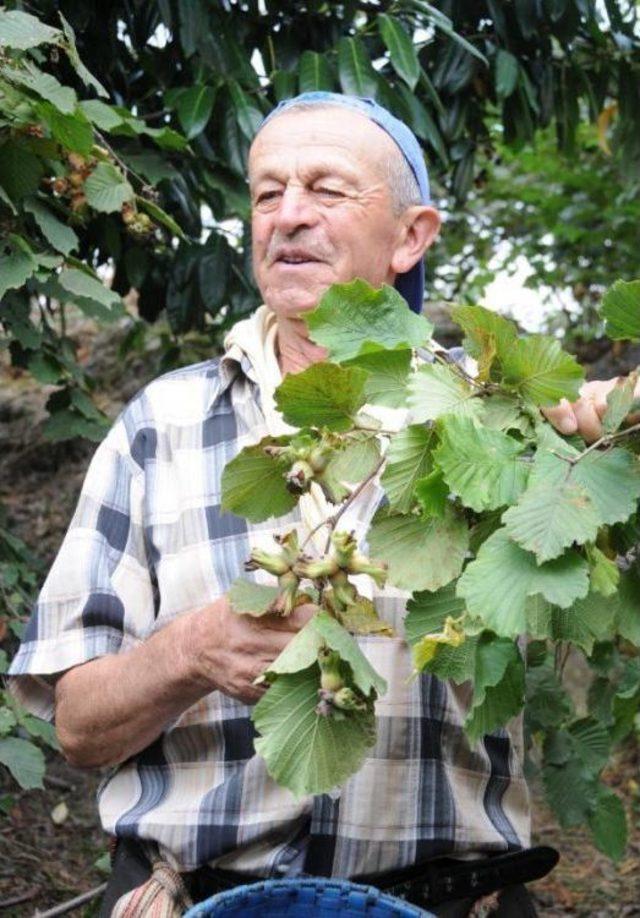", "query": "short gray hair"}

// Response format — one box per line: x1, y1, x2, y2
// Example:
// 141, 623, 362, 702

260, 100, 422, 216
